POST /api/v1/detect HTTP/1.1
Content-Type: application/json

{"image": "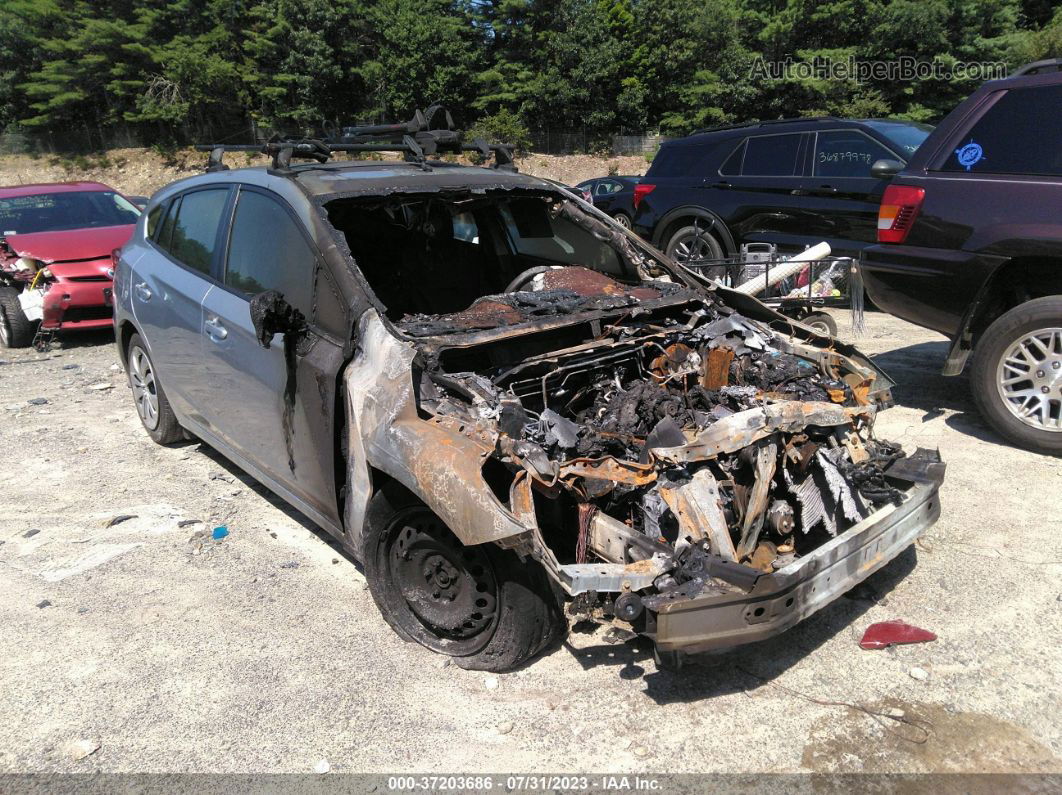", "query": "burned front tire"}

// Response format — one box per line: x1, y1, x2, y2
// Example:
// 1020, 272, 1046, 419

362, 484, 563, 672
0, 286, 37, 348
